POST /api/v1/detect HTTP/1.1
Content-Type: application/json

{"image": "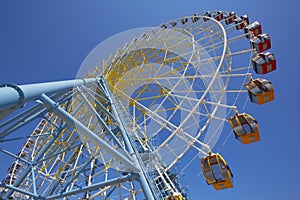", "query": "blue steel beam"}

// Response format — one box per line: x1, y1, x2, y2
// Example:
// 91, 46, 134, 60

2, 122, 68, 199
0, 107, 47, 138
60, 155, 95, 193
1, 77, 155, 199
0, 91, 70, 138
0, 132, 52, 143
80, 84, 117, 122
45, 173, 139, 200
0, 148, 32, 165
0, 78, 98, 112
2, 91, 82, 199
35, 143, 82, 165
46, 145, 91, 196
0, 103, 42, 128
106, 185, 117, 198
31, 165, 37, 196
84, 82, 110, 102
101, 78, 156, 200
38, 93, 139, 172
0, 90, 70, 128
76, 86, 131, 160
0, 182, 41, 199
